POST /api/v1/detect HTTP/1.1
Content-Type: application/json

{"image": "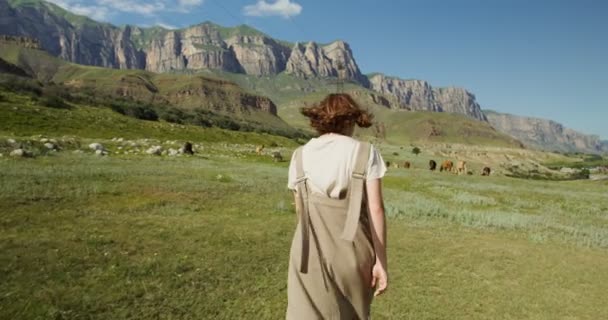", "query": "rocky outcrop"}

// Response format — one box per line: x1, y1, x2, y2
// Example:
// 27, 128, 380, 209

144, 25, 243, 73
485, 111, 608, 154
368, 74, 487, 121
225, 35, 290, 75
286, 41, 368, 86
433, 87, 487, 121
0, 35, 41, 49
369, 74, 439, 111
0, 1, 145, 69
